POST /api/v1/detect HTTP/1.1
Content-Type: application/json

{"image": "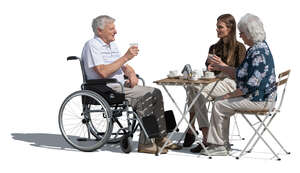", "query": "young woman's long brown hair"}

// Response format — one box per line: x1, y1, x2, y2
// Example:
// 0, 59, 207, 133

217, 14, 237, 66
